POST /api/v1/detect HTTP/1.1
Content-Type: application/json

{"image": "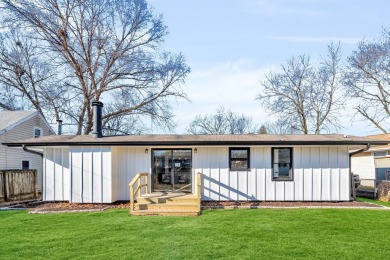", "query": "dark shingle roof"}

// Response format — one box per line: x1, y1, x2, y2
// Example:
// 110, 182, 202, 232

3, 134, 388, 147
